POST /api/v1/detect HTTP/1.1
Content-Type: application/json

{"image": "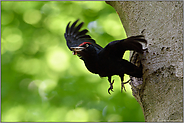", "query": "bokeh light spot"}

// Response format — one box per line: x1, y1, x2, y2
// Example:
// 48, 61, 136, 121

87, 108, 100, 121
80, 1, 105, 11
4, 34, 23, 52
107, 114, 122, 122
2, 105, 26, 122
100, 13, 126, 39
103, 19, 122, 37
2, 11, 14, 25
65, 108, 88, 122
44, 16, 66, 34
46, 47, 69, 72
39, 79, 57, 93
23, 9, 42, 25
2, 27, 22, 38
46, 107, 68, 121
15, 57, 41, 75
1, 38, 6, 54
